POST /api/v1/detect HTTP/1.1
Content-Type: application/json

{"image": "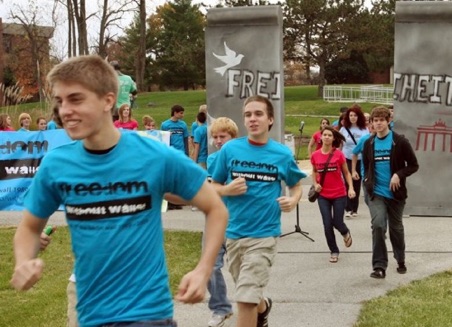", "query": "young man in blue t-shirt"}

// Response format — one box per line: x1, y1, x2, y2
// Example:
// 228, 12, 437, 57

362, 106, 418, 279
211, 95, 307, 327
161, 105, 189, 156
192, 112, 208, 169
10, 55, 228, 327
